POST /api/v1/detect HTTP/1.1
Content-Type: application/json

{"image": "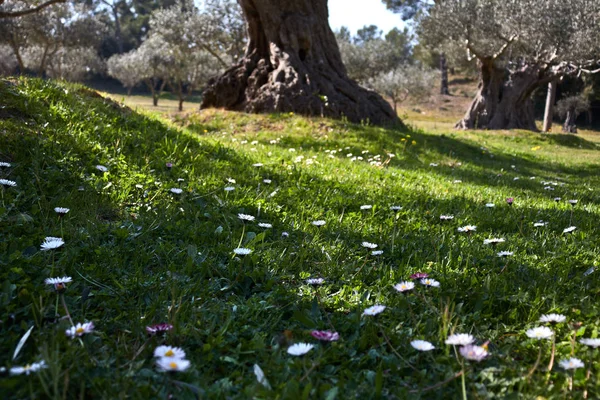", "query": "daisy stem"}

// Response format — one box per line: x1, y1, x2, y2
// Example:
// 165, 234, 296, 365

236, 224, 246, 249
352, 254, 370, 278
584, 350, 593, 399
378, 324, 417, 372
54, 294, 59, 318
391, 215, 397, 254
314, 289, 336, 332
527, 346, 543, 380
460, 359, 467, 400
548, 336, 556, 371
60, 293, 74, 326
